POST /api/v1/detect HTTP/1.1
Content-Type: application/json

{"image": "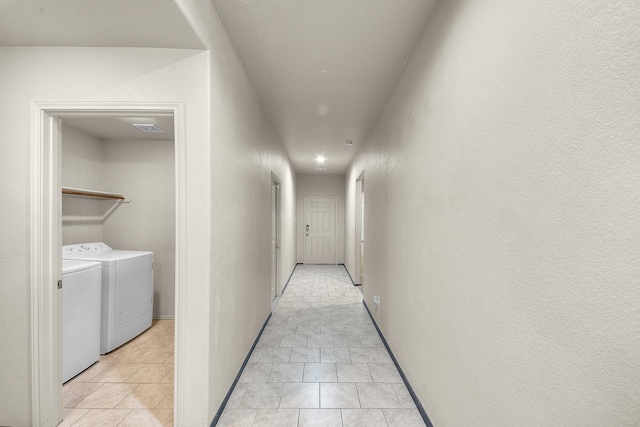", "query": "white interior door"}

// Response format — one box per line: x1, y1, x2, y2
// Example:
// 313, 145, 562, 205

304, 196, 337, 264
271, 182, 278, 302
